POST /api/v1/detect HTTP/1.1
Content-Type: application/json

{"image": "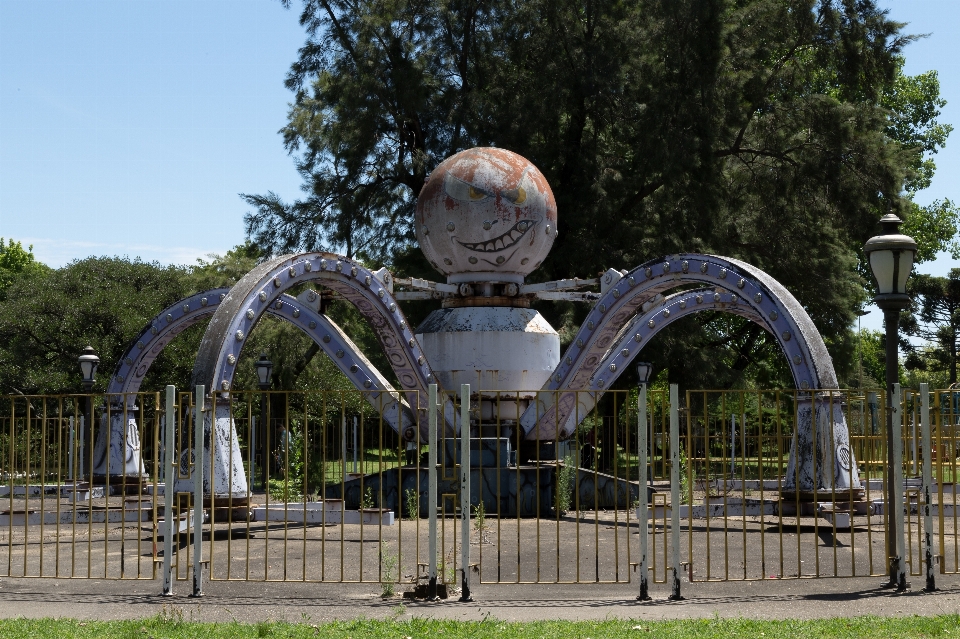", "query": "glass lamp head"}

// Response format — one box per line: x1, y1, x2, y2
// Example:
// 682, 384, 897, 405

255, 354, 273, 390
78, 346, 99, 390
863, 213, 916, 296
635, 362, 653, 386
